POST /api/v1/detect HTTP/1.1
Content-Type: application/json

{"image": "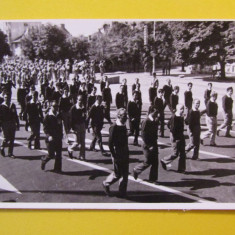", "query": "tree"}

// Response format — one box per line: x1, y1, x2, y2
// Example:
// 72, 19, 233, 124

66, 36, 89, 61
171, 21, 235, 78
88, 21, 144, 72
190, 21, 235, 79
22, 24, 70, 61
0, 30, 11, 62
